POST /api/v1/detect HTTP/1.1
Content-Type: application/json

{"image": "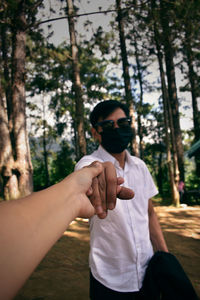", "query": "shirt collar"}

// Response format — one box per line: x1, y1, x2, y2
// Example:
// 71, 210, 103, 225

125, 149, 136, 166
97, 145, 137, 168
97, 145, 117, 165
